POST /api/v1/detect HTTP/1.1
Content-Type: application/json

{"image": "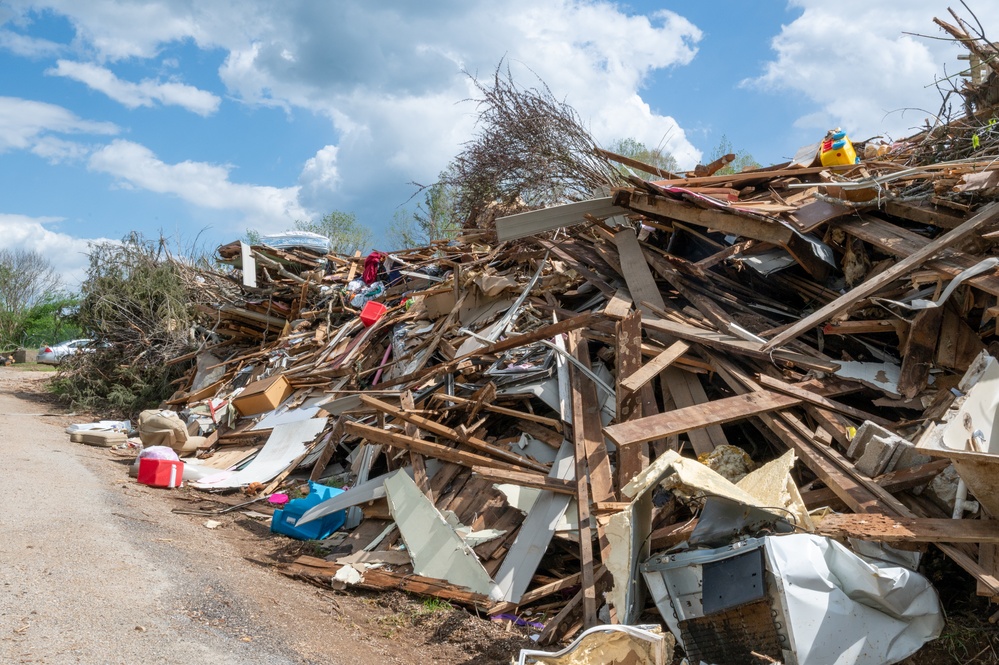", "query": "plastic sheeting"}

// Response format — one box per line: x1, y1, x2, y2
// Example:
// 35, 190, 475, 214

767, 534, 942, 664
